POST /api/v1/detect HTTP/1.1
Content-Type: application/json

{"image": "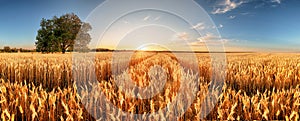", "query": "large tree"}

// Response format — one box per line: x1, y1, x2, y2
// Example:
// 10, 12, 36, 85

36, 13, 91, 53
